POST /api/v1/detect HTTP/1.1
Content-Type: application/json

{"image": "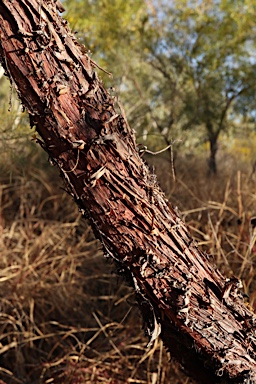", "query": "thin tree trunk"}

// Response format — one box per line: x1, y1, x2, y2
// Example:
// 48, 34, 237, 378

0, 1, 256, 382
0, 64, 4, 79
208, 134, 218, 175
